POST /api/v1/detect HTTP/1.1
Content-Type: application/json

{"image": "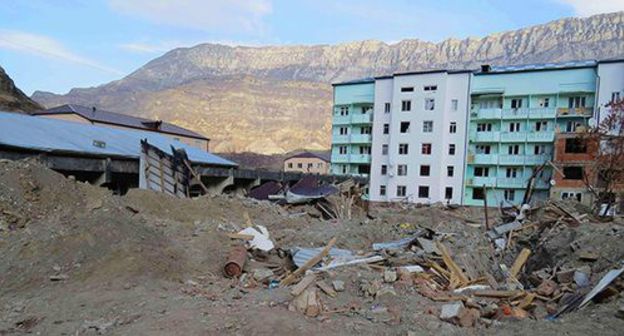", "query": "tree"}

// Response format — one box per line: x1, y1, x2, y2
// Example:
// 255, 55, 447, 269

583, 99, 624, 216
